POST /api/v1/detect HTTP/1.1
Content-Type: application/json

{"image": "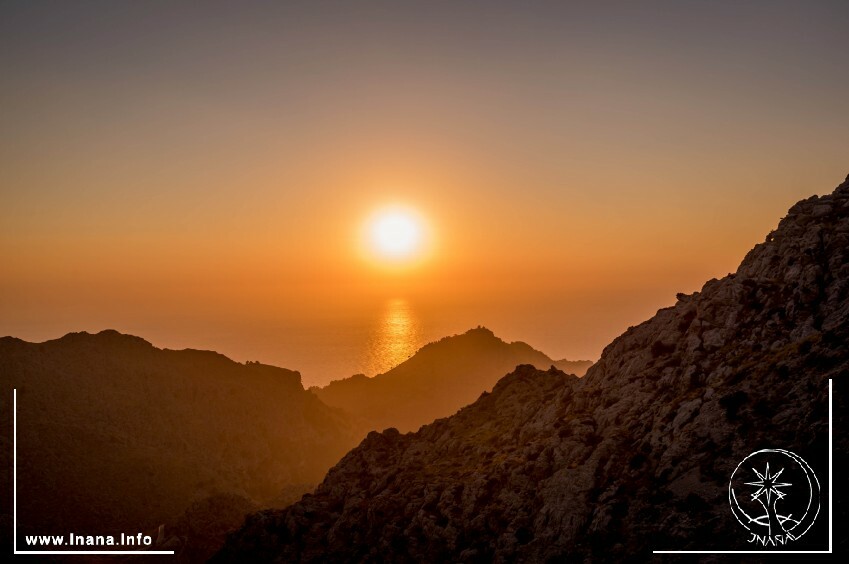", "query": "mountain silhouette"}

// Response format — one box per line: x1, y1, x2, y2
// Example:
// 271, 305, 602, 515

0, 330, 357, 548
215, 175, 849, 562
312, 326, 592, 434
